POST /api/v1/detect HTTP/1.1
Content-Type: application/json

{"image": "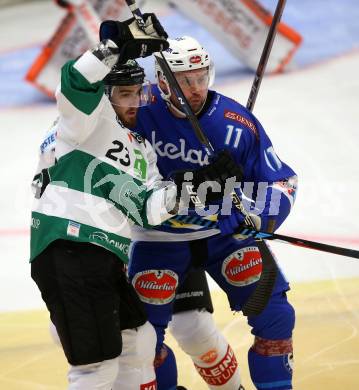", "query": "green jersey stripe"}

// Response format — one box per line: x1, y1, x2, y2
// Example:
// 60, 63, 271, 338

60, 60, 104, 115
49, 149, 150, 227
31, 211, 131, 263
